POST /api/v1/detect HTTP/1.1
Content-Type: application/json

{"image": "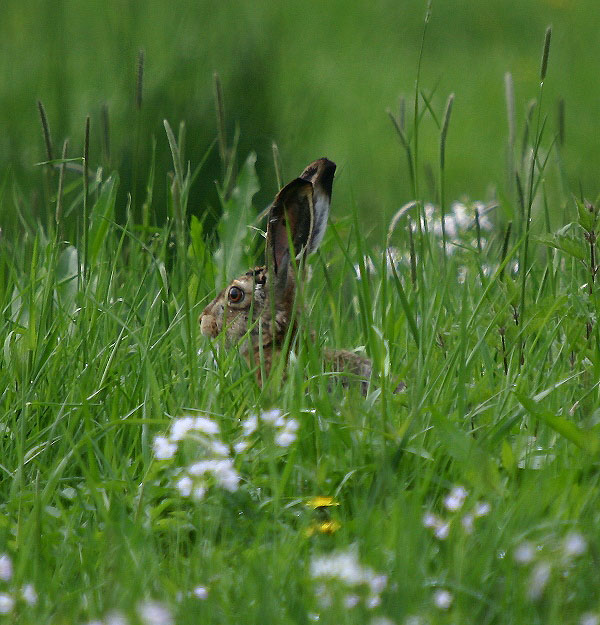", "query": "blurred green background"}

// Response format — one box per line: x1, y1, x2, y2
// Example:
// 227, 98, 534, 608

1, 0, 599, 234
